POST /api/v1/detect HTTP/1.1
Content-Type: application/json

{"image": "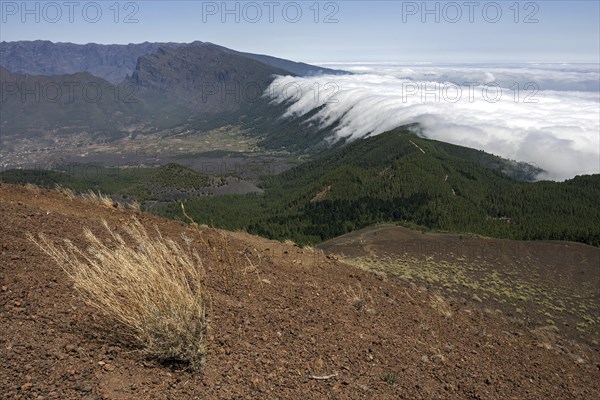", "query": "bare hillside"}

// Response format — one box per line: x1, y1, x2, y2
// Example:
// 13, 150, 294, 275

1, 184, 598, 399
